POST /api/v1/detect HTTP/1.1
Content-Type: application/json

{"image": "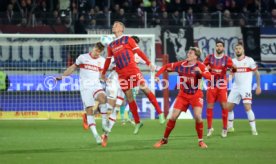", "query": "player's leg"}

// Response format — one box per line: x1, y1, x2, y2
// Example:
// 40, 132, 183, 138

139, 82, 165, 124
227, 102, 235, 132
194, 106, 207, 148
95, 91, 108, 129
192, 94, 207, 149
154, 95, 186, 148
124, 88, 143, 134
227, 89, 241, 132
241, 91, 257, 135
219, 89, 229, 137
206, 88, 215, 137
